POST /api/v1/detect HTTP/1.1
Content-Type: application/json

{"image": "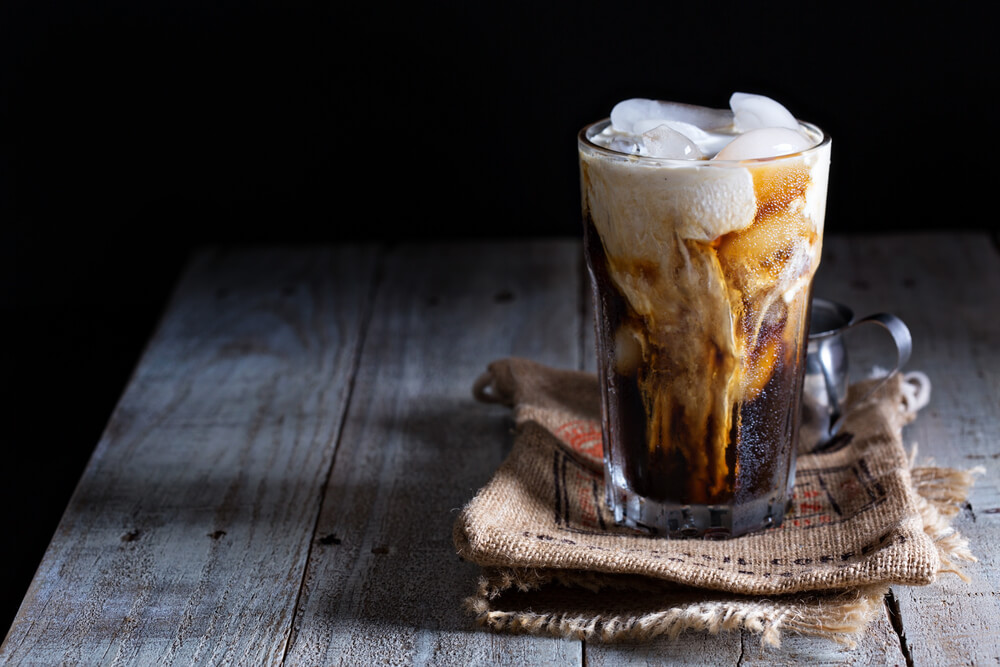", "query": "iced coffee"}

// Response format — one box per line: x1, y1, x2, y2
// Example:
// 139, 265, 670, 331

579, 93, 831, 538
